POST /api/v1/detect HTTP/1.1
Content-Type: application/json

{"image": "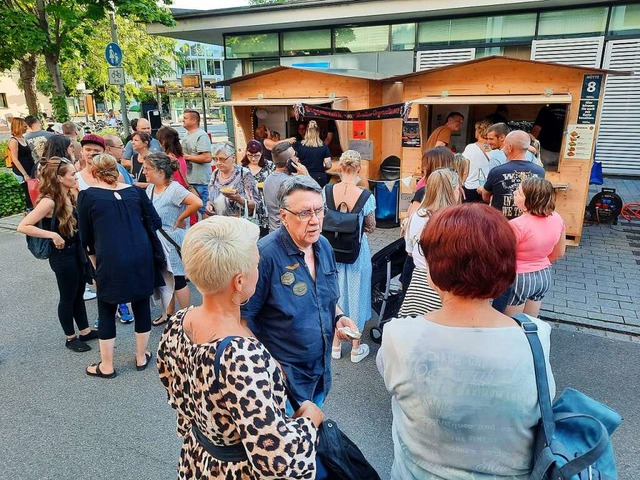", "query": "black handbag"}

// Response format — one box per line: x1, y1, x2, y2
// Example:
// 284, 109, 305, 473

135, 186, 166, 270
26, 212, 56, 260
286, 385, 381, 480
